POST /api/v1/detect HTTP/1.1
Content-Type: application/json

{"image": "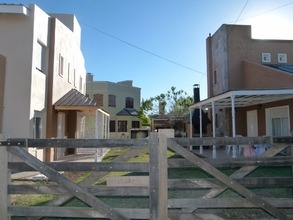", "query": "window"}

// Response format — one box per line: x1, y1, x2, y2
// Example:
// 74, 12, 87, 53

79, 76, 83, 91
33, 116, 42, 139
278, 53, 287, 63
125, 97, 134, 108
93, 93, 103, 106
110, 120, 115, 132
36, 42, 46, 72
59, 54, 64, 77
262, 53, 271, 63
73, 69, 76, 87
67, 63, 71, 83
108, 94, 116, 107
132, 121, 140, 128
118, 121, 127, 132
272, 117, 289, 136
